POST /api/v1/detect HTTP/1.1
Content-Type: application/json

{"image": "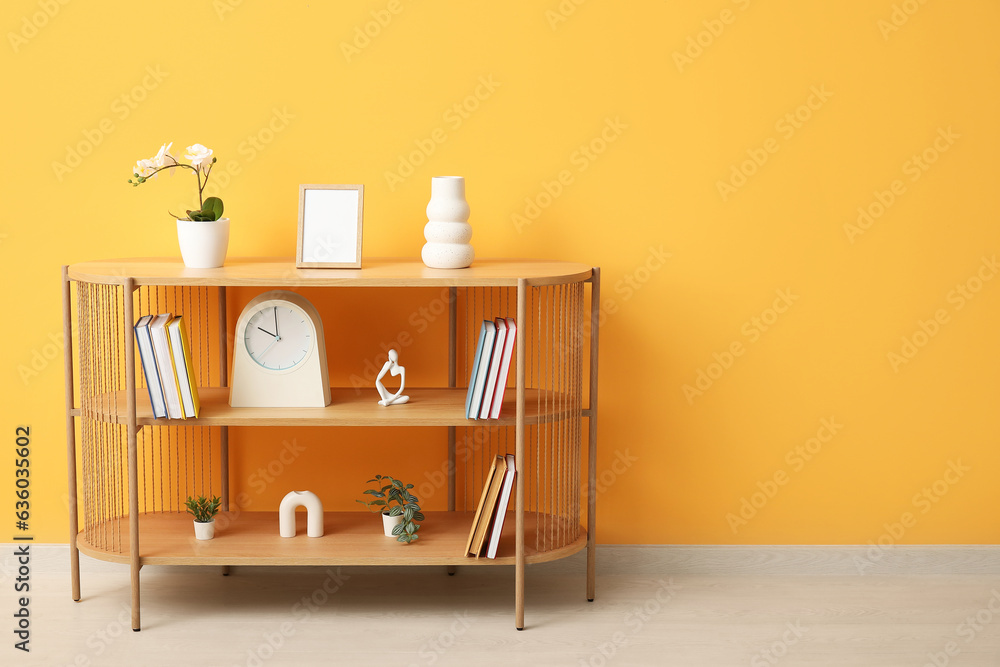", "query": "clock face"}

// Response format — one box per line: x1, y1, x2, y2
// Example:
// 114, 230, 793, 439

243, 302, 314, 371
